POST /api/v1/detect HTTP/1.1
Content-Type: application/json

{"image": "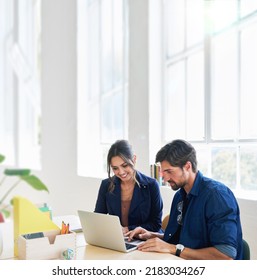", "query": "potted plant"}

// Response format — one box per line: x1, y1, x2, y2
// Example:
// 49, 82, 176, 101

0, 153, 49, 222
